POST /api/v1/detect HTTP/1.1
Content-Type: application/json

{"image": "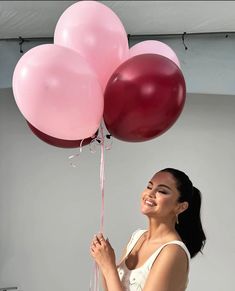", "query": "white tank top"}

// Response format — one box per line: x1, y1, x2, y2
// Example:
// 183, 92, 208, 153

117, 229, 191, 291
